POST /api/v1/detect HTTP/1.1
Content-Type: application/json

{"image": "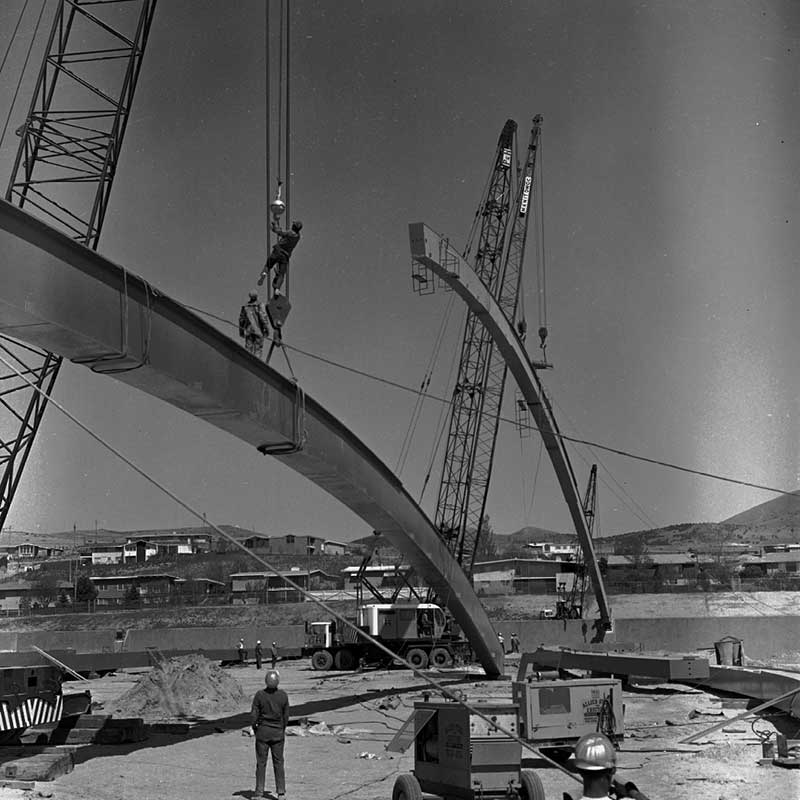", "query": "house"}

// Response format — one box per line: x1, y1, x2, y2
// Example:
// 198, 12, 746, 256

472, 558, 576, 594
91, 544, 124, 565
738, 552, 800, 577
341, 564, 414, 592
523, 542, 578, 560
0, 580, 73, 612
90, 573, 180, 607
602, 552, 720, 586
322, 540, 348, 556
473, 570, 515, 596
267, 534, 322, 555
242, 535, 272, 551
230, 569, 325, 604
